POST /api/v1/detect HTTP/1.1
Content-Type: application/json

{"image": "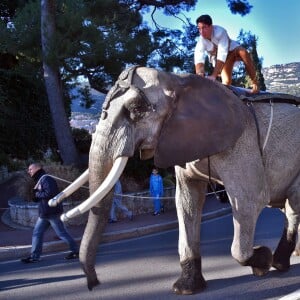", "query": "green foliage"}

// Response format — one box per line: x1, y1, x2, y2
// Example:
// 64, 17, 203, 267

0, 68, 56, 160
54, 0, 154, 91
0, 0, 28, 23
78, 86, 95, 109
72, 128, 91, 154
123, 151, 154, 183
0, 150, 9, 166
226, 0, 252, 16
163, 173, 176, 187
